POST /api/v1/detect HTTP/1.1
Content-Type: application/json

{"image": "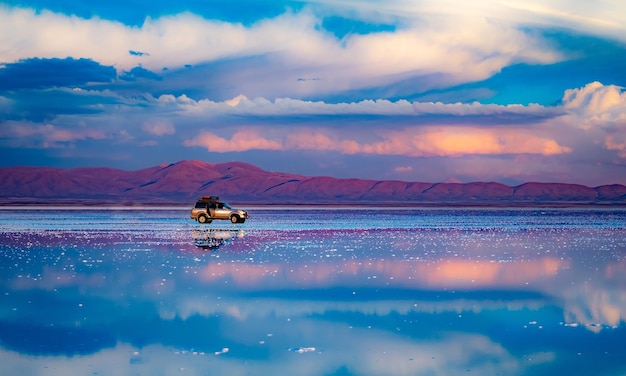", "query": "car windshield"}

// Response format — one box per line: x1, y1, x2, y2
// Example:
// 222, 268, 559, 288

222, 202, 232, 209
